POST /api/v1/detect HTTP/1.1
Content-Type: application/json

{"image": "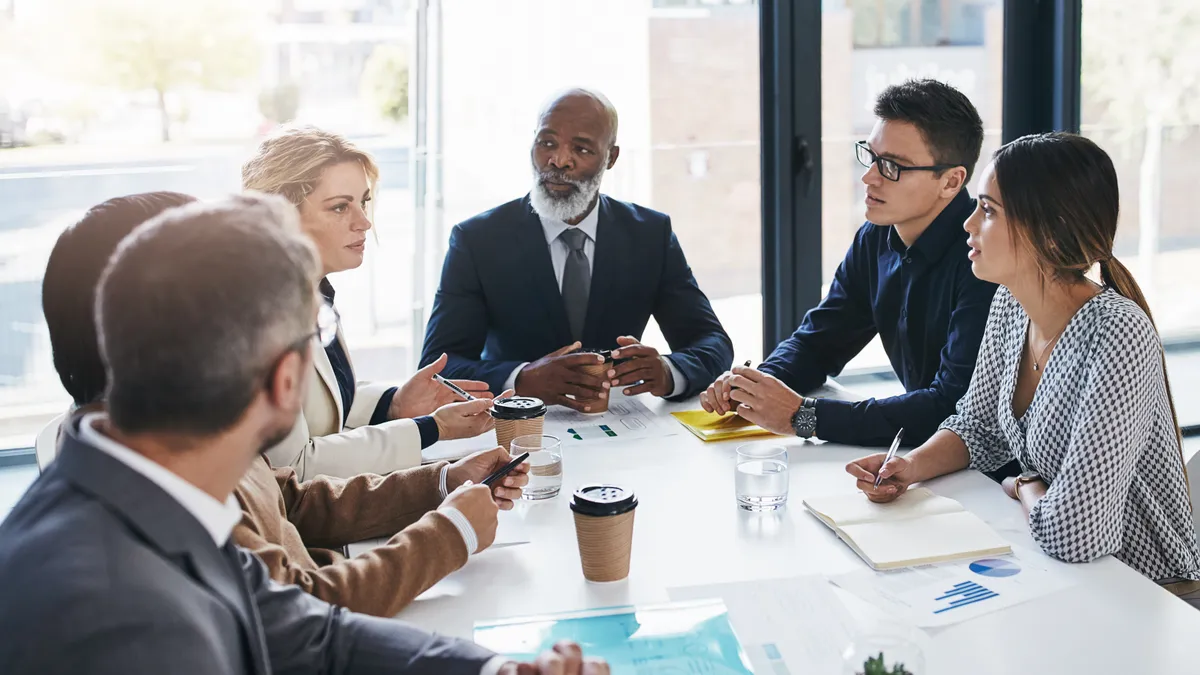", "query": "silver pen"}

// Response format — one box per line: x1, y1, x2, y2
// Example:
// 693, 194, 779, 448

433, 373, 476, 401
874, 427, 905, 488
